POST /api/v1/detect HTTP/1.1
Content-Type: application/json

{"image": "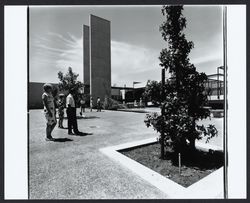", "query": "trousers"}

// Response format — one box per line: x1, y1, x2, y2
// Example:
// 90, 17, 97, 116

66, 107, 79, 134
